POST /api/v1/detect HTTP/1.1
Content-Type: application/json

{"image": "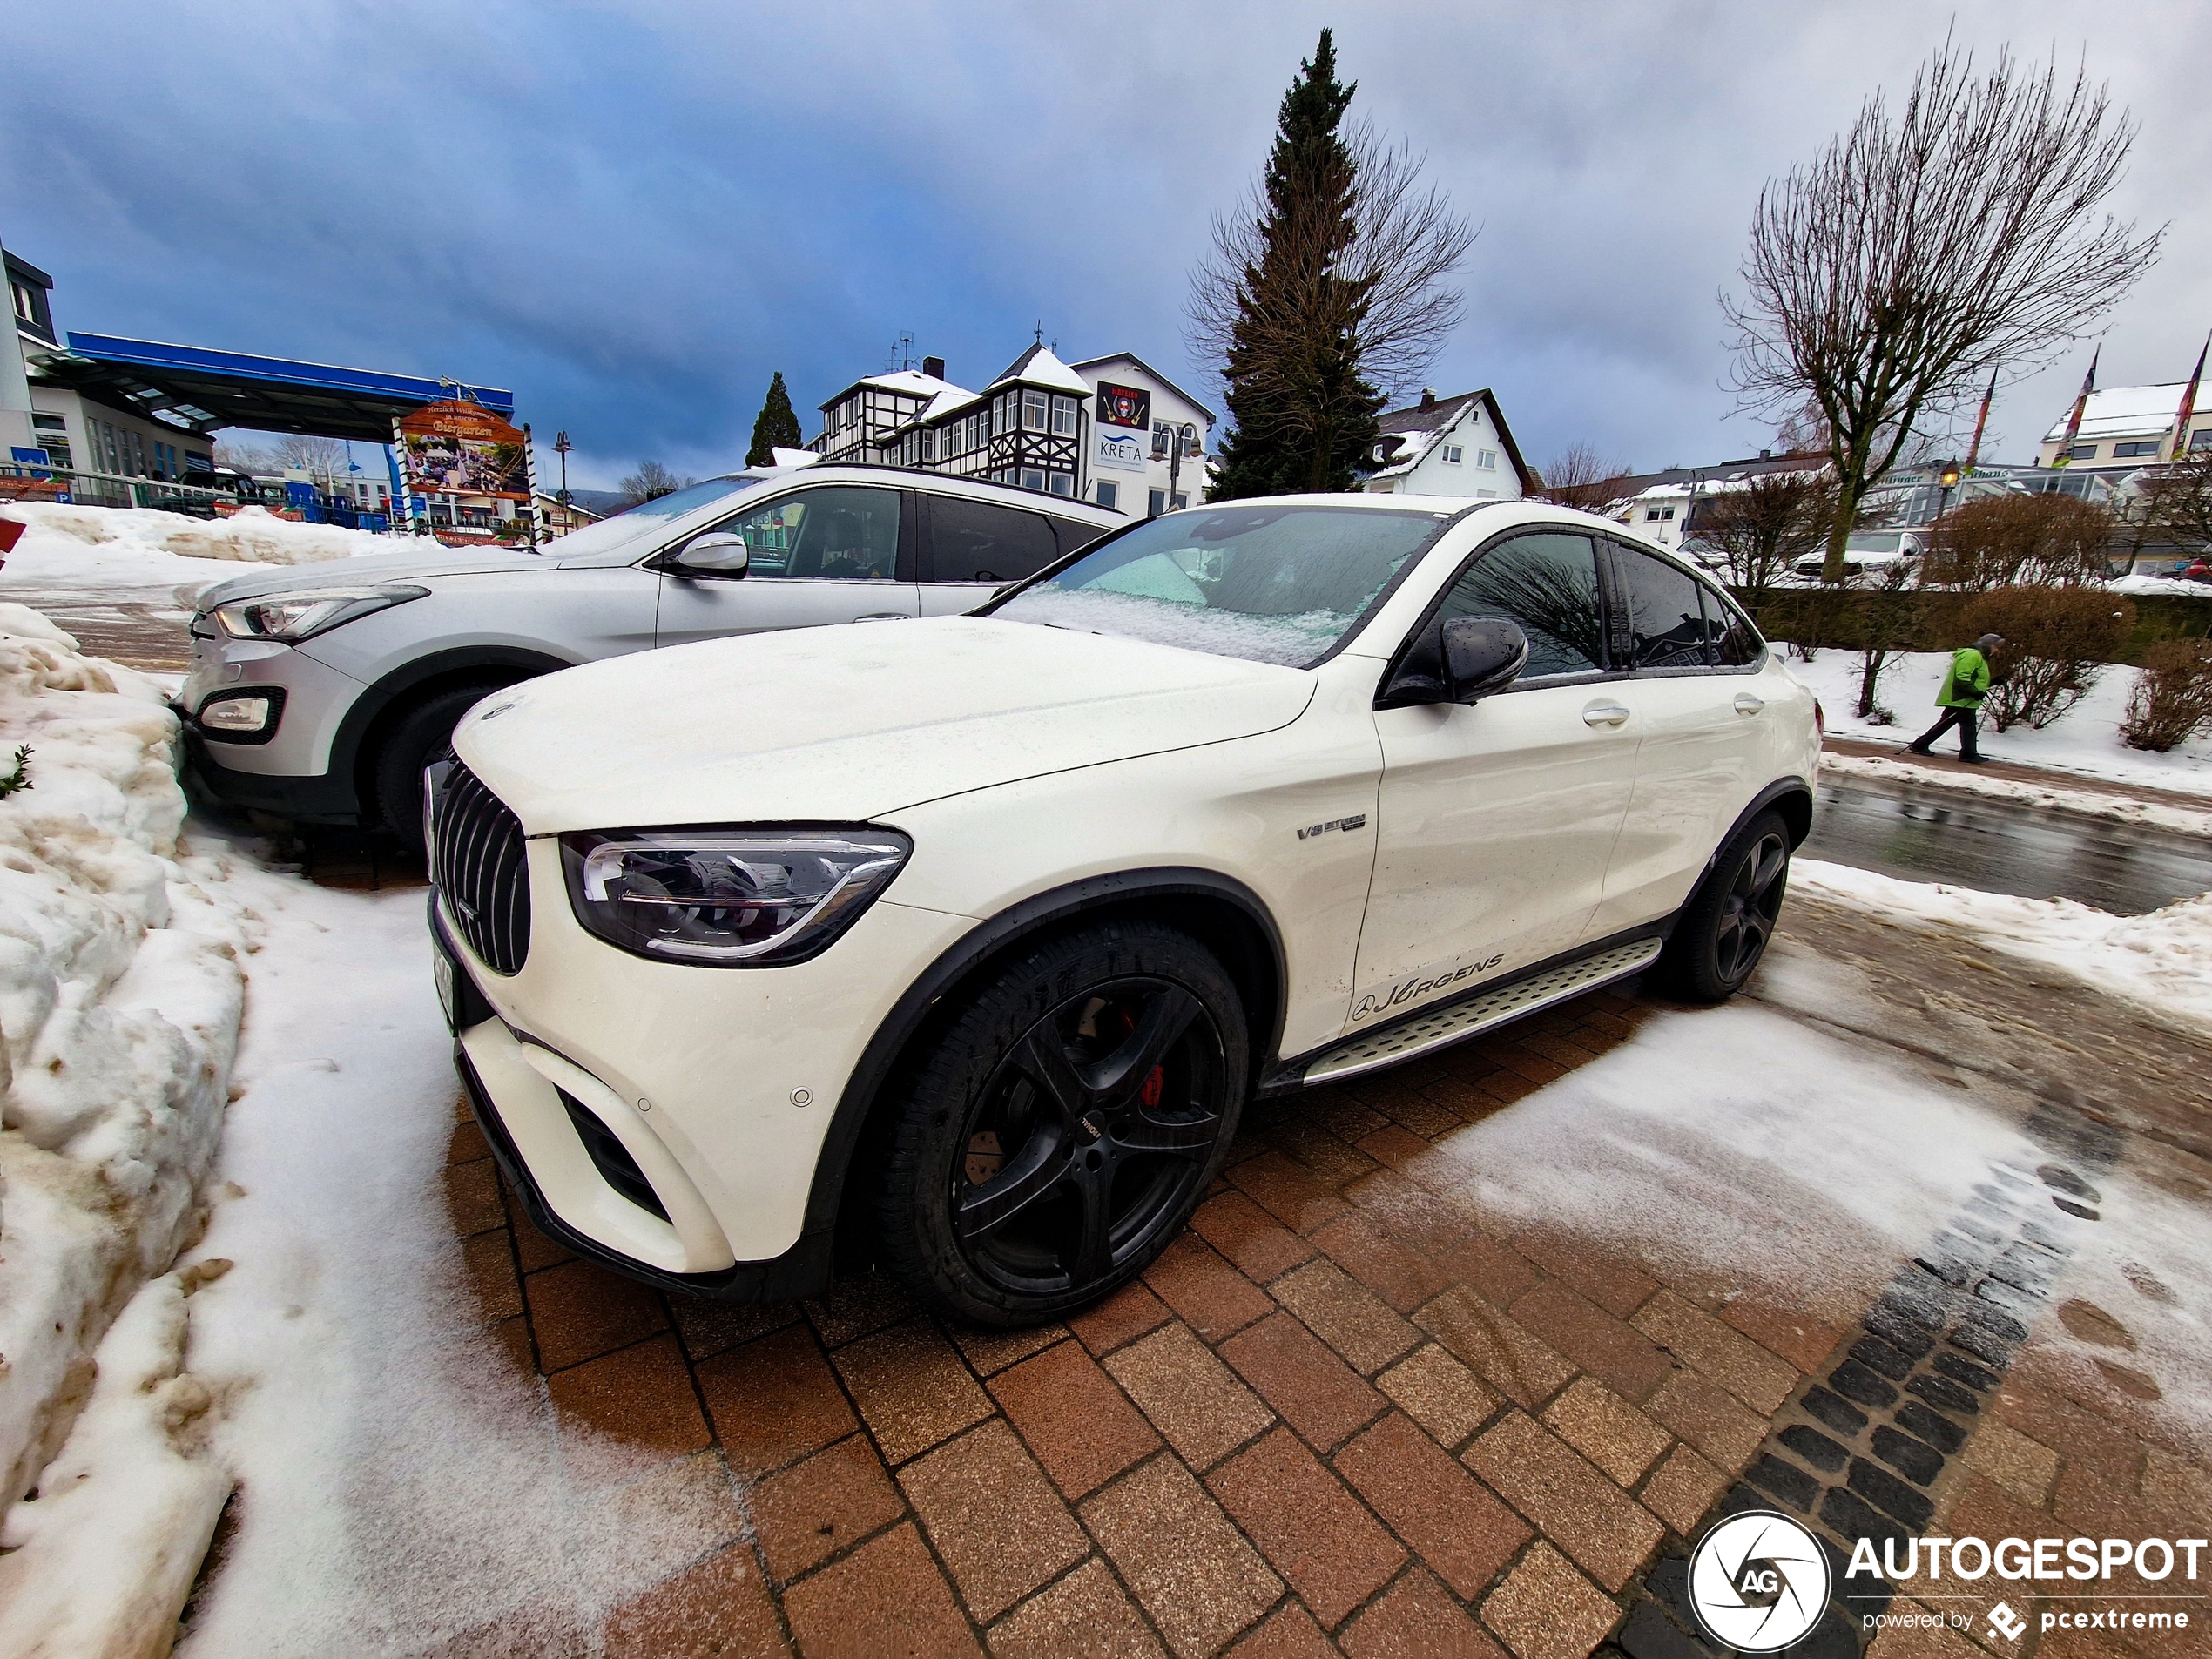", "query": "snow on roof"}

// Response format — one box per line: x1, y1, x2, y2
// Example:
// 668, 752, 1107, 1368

987, 344, 1092, 395
1367, 423, 1451, 480
817, 368, 962, 411
2042, 381, 2198, 442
